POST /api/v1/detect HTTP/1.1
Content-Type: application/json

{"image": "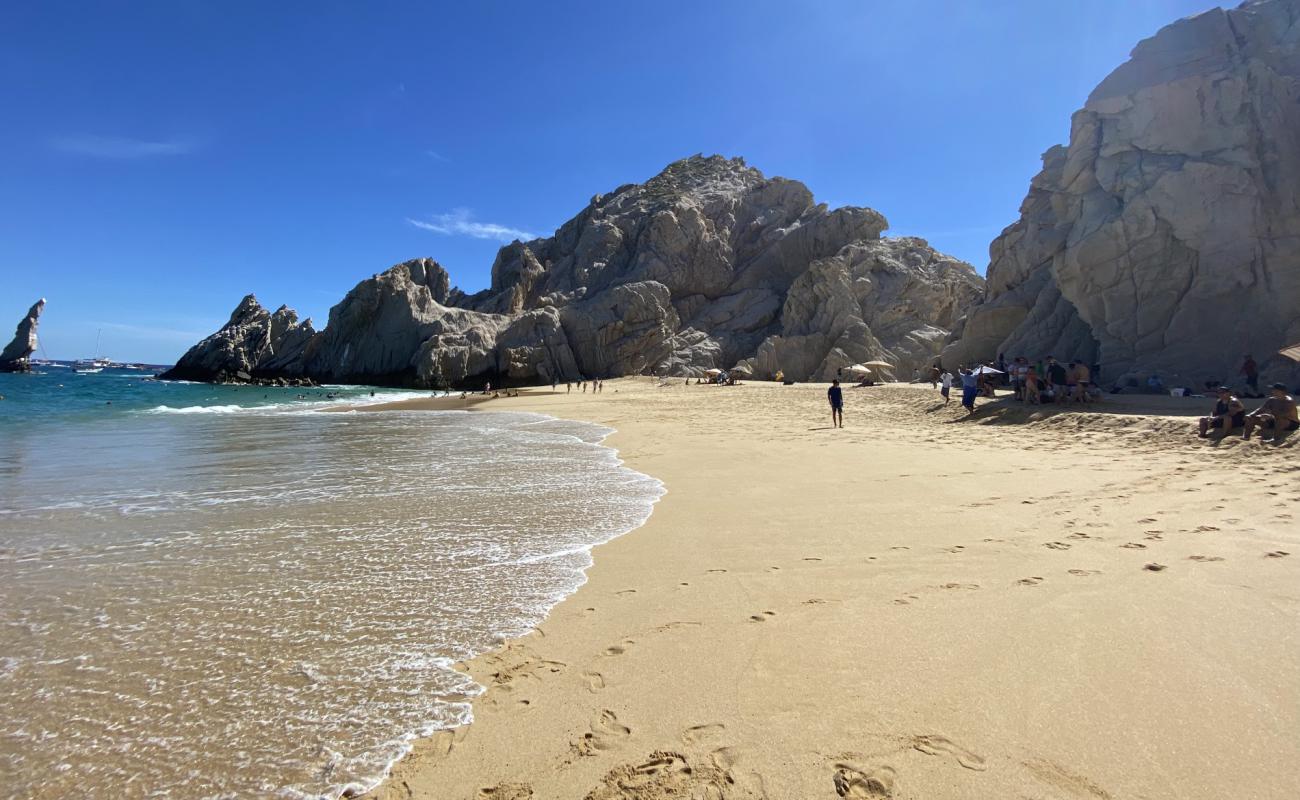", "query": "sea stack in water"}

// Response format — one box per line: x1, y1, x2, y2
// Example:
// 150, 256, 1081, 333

0, 298, 45, 373
166, 156, 984, 387
943, 0, 1300, 388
